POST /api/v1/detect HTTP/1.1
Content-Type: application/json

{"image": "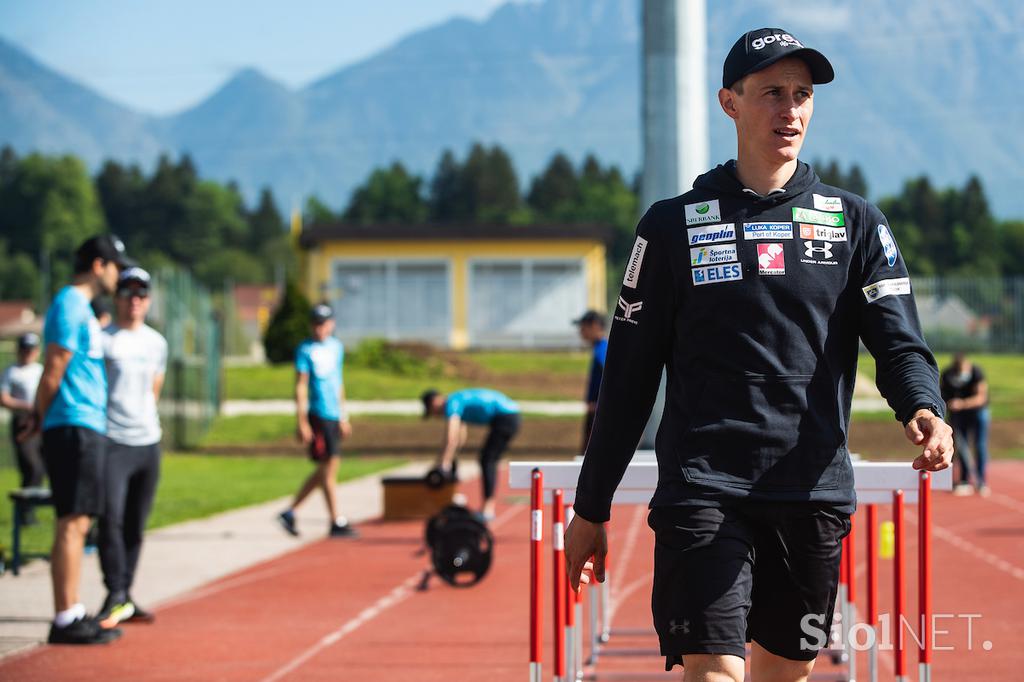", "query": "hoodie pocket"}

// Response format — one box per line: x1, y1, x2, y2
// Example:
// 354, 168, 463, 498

680, 372, 847, 491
